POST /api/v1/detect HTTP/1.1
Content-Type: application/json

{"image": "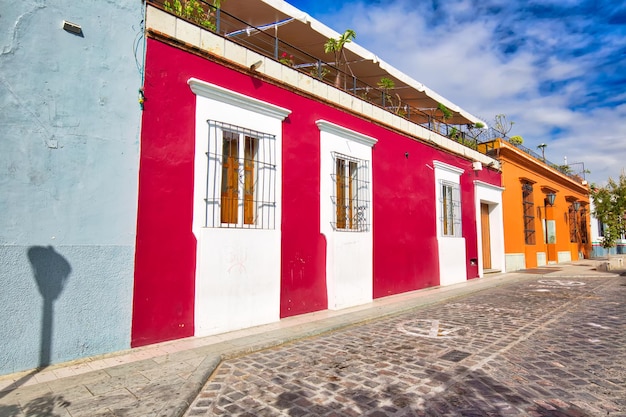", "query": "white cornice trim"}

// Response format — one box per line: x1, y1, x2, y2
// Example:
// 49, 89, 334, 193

433, 160, 465, 175
315, 120, 378, 148
474, 180, 505, 192
188, 78, 291, 120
